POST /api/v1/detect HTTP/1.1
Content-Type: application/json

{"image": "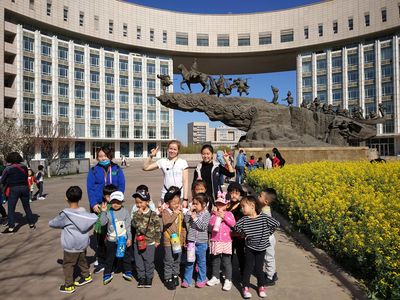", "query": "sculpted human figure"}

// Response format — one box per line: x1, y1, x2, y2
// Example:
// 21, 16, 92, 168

233, 78, 250, 96
284, 91, 294, 106
157, 74, 173, 94
271, 86, 279, 104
